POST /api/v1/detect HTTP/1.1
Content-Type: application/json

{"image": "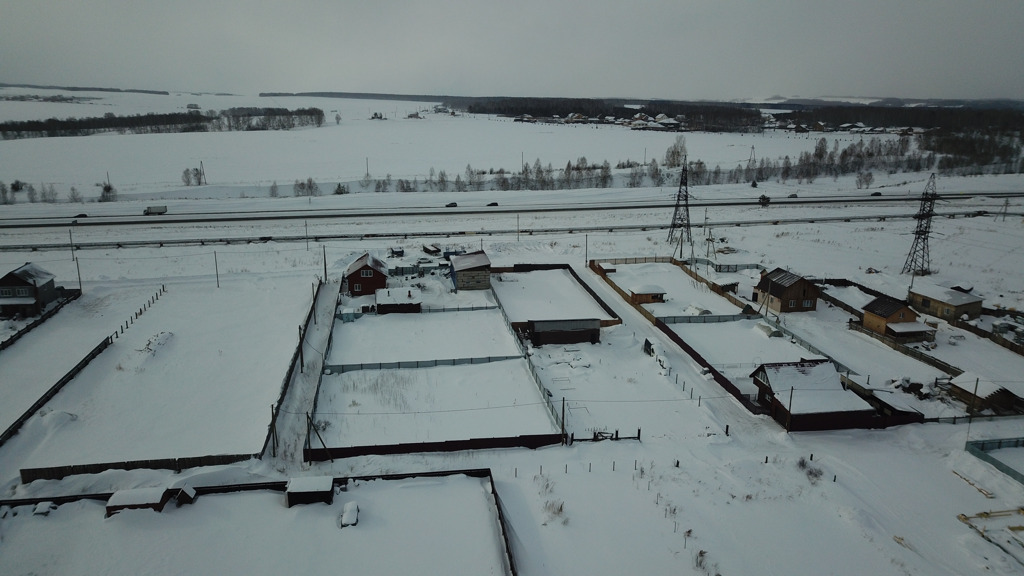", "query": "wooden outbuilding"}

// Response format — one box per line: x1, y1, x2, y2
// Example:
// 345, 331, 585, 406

376, 288, 422, 314
628, 284, 666, 304
752, 268, 819, 314
527, 319, 601, 345
285, 476, 335, 507
0, 262, 59, 317
862, 296, 935, 342
105, 487, 175, 517
750, 359, 877, 431
450, 250, 491, 291
343, 253, 388, 297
